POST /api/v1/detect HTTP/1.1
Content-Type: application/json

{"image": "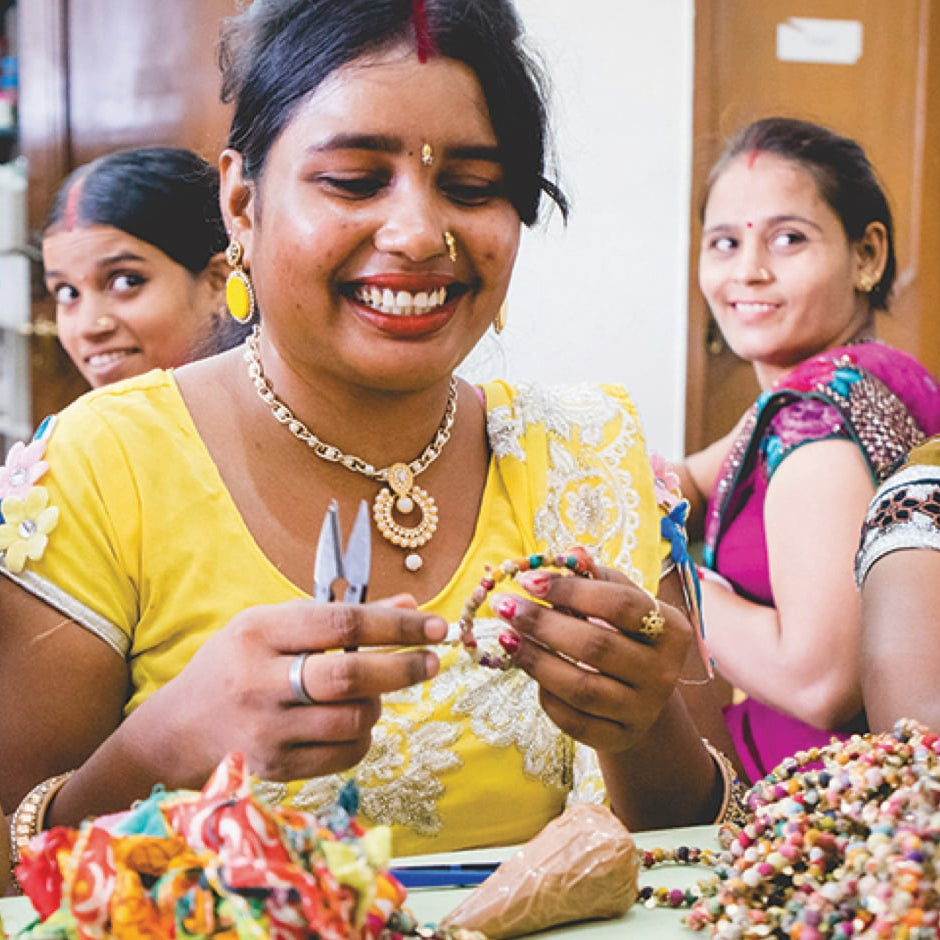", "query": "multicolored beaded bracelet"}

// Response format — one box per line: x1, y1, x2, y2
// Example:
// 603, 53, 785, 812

457, 548, 595, 669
